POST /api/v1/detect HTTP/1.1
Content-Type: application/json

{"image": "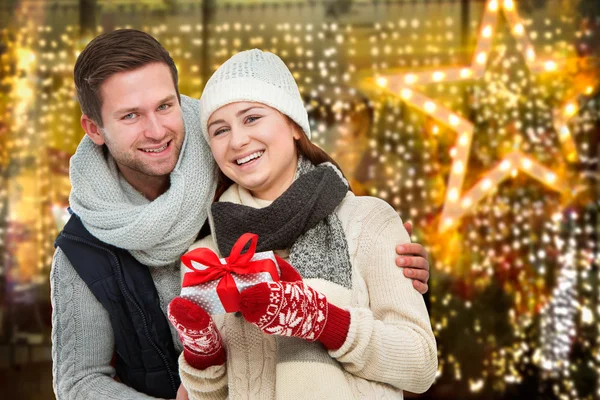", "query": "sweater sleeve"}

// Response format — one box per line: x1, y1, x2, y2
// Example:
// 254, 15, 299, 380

176, 236, 229, 400
178, 354, 228, 400
51, 248, 164, 400
329, 197, 438, 394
